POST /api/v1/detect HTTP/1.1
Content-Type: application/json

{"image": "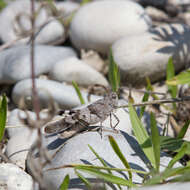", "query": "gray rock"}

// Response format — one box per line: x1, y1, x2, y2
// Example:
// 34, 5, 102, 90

112, 23, 190, 86
132, 182, 190, 190
50, 57, 109, 86
69, 0, 152, 54
12, 78, 101, 109
0, 45, 76, 84
0, 0, 66, 45
7, 108, 48, 138
6, 128, 38, 169
29, 130, 180, 190
0, 163, 33, 190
